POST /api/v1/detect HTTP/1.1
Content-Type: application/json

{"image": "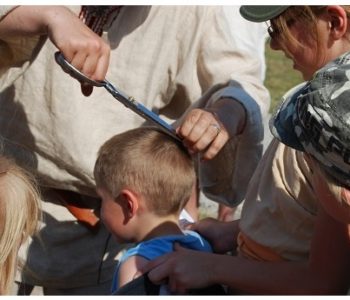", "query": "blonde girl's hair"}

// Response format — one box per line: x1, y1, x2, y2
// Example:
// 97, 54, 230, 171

94, 127, 196, 216
271, 6, 350, 58
0, 156, 41, 295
